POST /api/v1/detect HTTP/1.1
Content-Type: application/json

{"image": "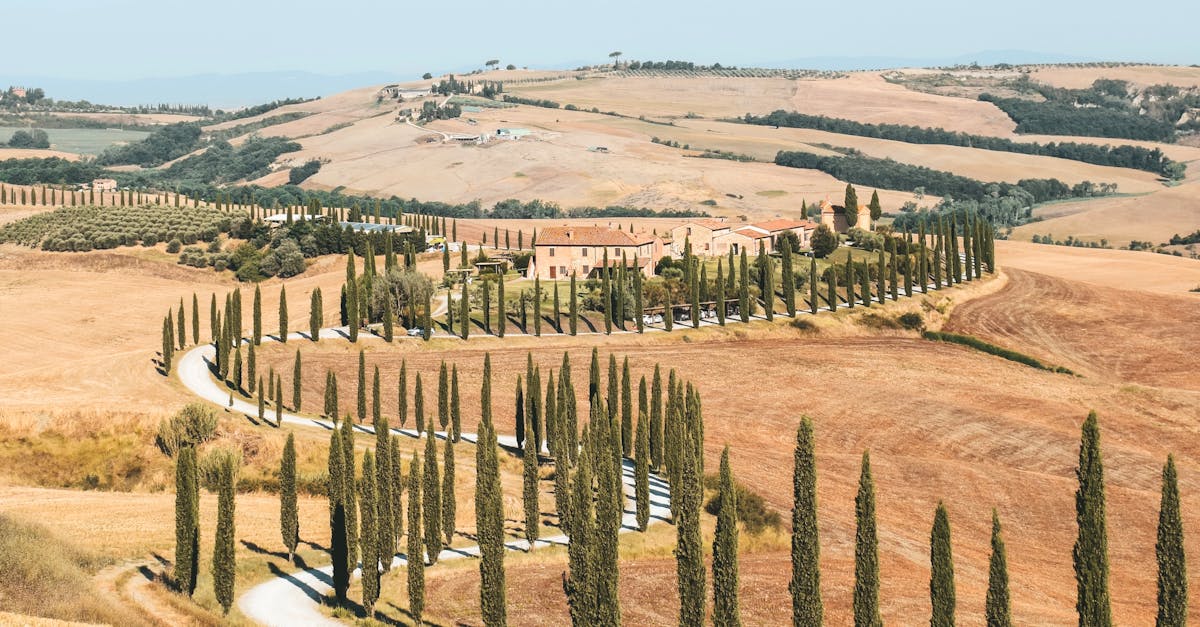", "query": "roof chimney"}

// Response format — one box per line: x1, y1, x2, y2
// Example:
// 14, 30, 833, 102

566, 229, 574, 240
